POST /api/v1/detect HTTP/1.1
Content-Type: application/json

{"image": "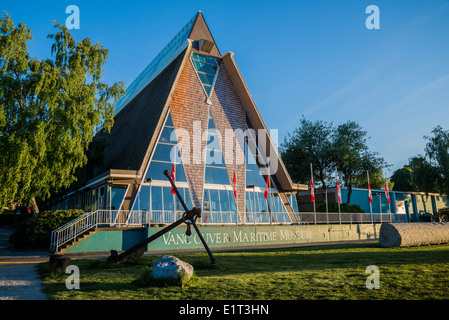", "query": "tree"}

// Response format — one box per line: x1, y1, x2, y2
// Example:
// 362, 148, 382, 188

409, 155, 441, 194
281, 118, 388, 203
356, 167, 394, 191
0, 13, 125, 212
331, 121, 387, 204
393, 126, 449, 196
390, 166, 416, 192
424, 125, 449, 195
280, 117, 333, 189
